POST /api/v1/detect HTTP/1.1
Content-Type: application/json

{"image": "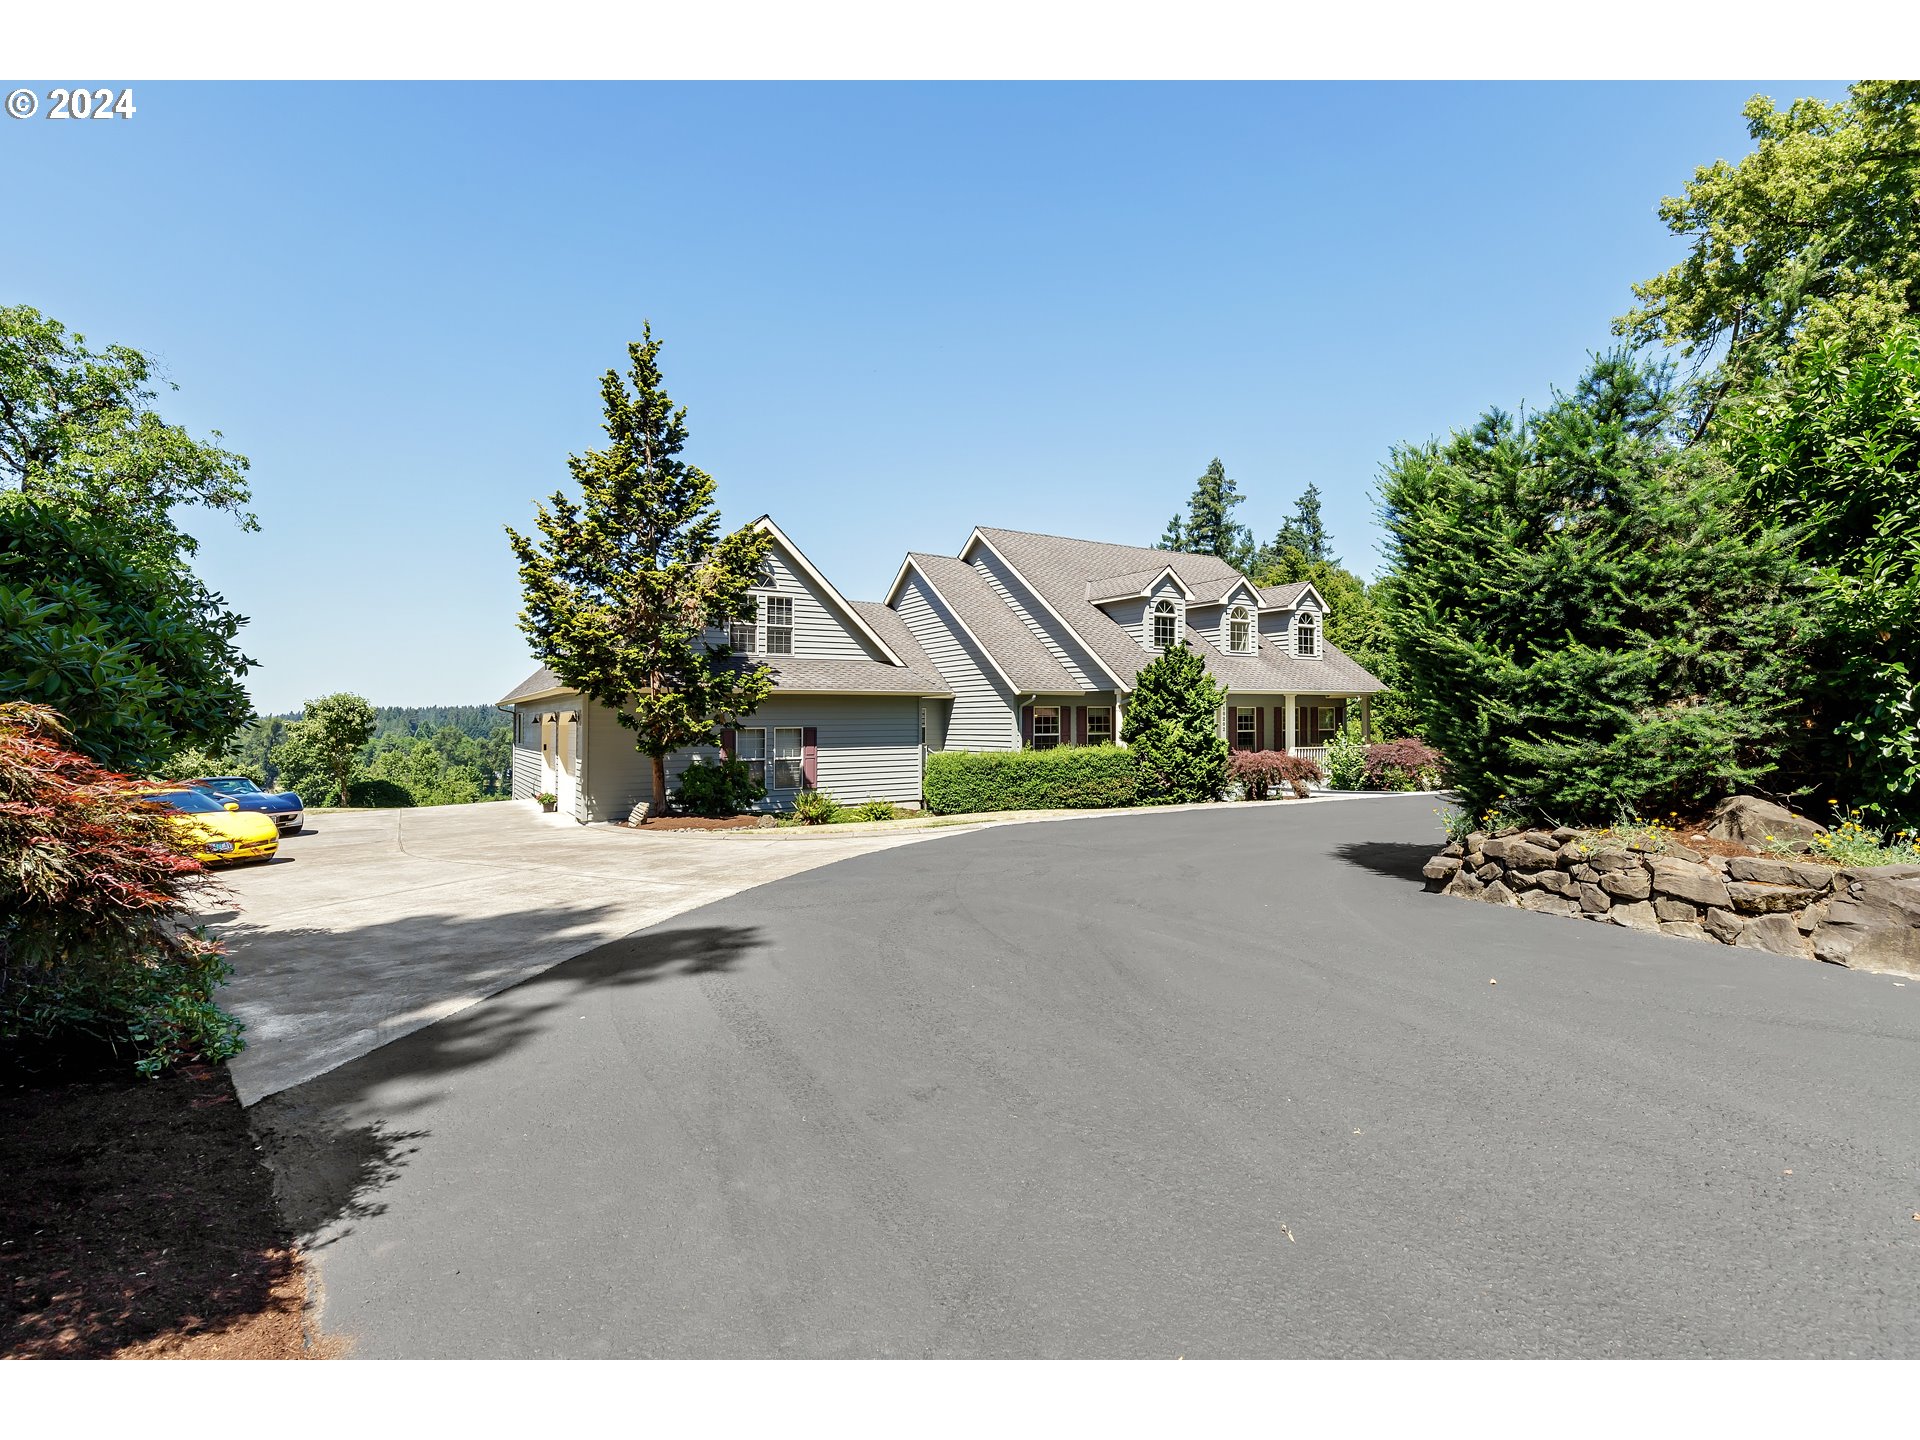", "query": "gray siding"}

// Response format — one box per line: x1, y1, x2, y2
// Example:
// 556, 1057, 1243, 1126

511, 737, 542, 800
703, 543, 888, 662
745, 695, 923, 807
1103, 573, 1187, 651
969, 546, 1102, 689
893, 572, 1018, 751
